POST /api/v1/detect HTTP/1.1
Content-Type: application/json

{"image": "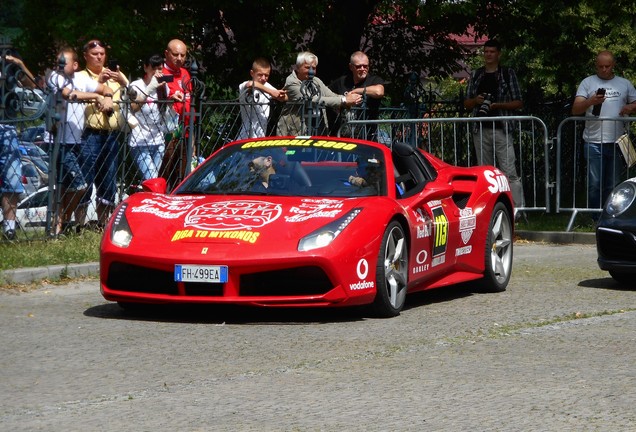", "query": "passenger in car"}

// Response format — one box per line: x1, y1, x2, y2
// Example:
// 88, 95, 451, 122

348, 157, 384, 193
